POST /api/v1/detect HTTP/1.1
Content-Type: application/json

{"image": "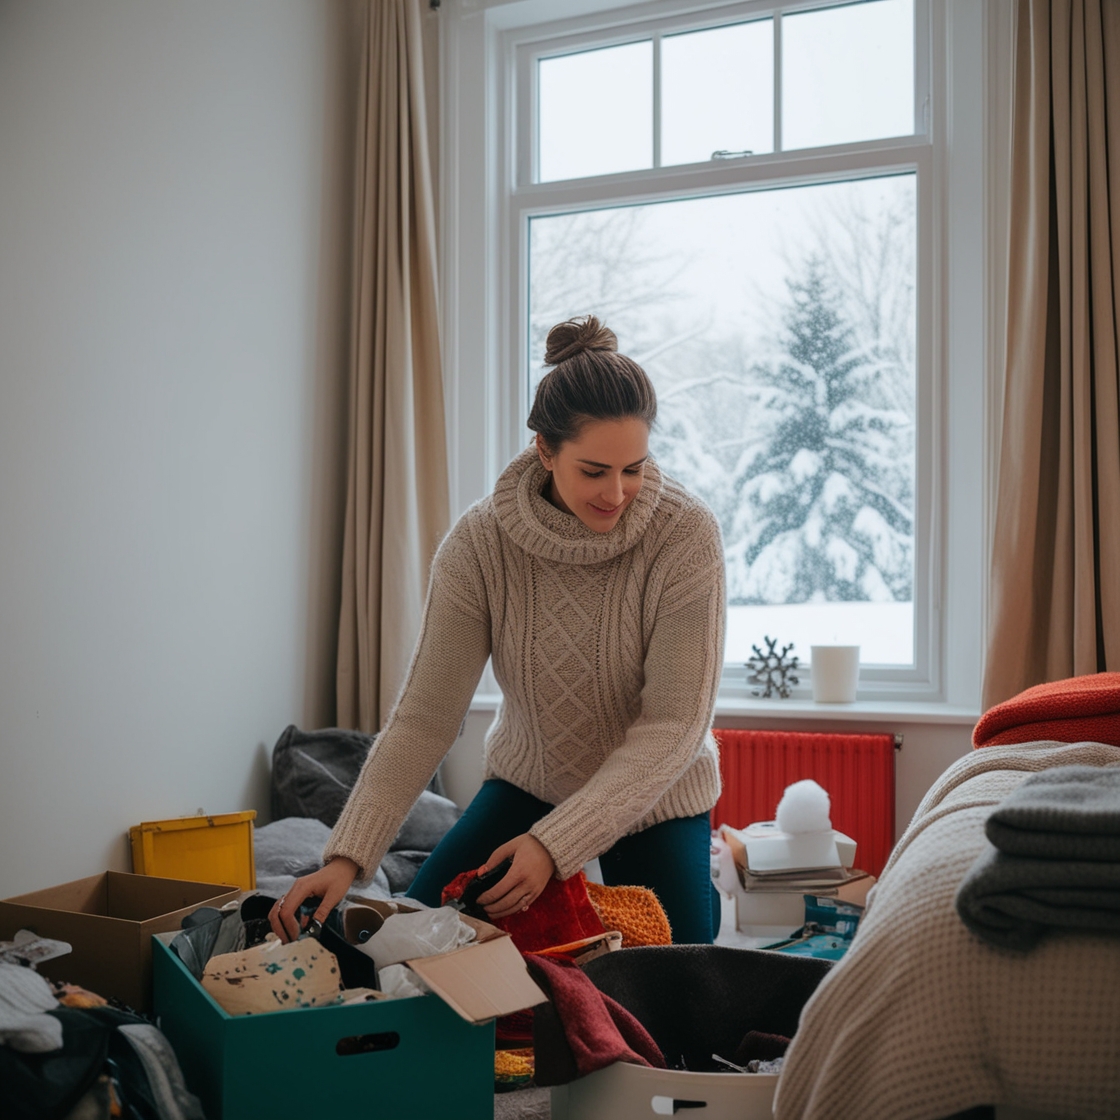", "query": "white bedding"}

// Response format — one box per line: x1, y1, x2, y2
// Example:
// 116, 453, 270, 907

774, 740, 1120, 1120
